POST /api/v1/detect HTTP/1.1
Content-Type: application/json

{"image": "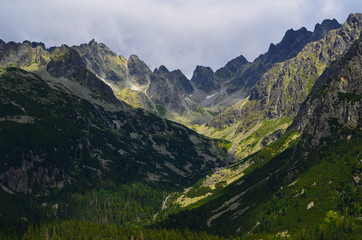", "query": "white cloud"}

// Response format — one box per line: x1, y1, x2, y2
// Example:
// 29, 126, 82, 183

0, 0, 360, 77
